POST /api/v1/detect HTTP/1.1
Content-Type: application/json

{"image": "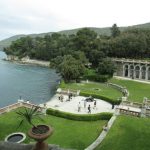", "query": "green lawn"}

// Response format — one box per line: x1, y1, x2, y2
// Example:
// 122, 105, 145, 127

60, 81, 122, 100
0, 108, 107, 150
96, 115, 150, 150
110, 78, 150, 102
